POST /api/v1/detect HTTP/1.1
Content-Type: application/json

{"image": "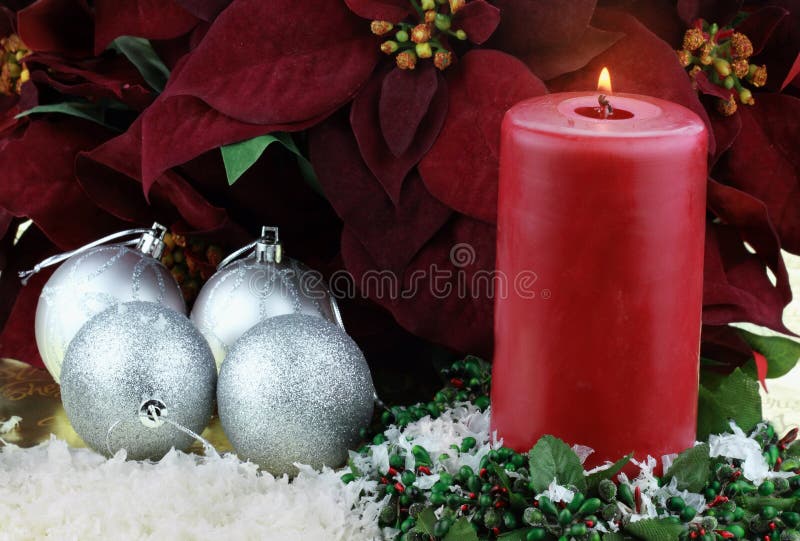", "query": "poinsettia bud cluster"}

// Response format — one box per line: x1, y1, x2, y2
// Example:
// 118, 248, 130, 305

371, 0, 466, 70
160, 231, 223, 306
0, 34, 29, 96
676, 19, 767, 116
